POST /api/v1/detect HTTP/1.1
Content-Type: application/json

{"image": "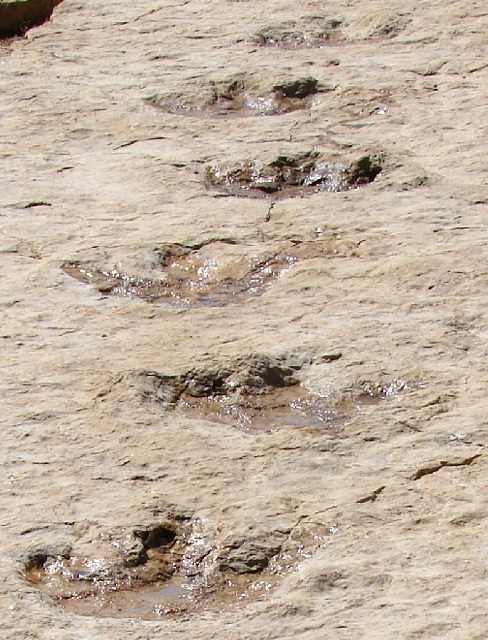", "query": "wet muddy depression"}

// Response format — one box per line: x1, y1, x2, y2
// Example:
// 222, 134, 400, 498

146, 74, 331, 118
23, 352, 421, 619
107, 353, 419, 435
23, 510, 333, 619
62, 233, 363, 305
205, 152, 383, 198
